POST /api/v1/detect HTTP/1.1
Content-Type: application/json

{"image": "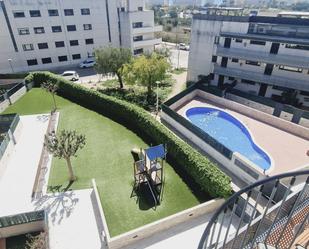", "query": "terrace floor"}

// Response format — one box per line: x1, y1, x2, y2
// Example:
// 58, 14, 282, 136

176, 97, 309, 176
